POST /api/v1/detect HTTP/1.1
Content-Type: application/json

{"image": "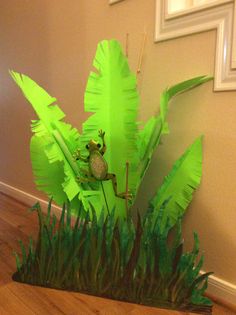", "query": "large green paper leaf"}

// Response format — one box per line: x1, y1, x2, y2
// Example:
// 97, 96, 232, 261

137, 76, 212, 187
79, 40, 140, 216
30, 135, 67, 205
10, 71, 96, 210
150, 136, 203, 232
